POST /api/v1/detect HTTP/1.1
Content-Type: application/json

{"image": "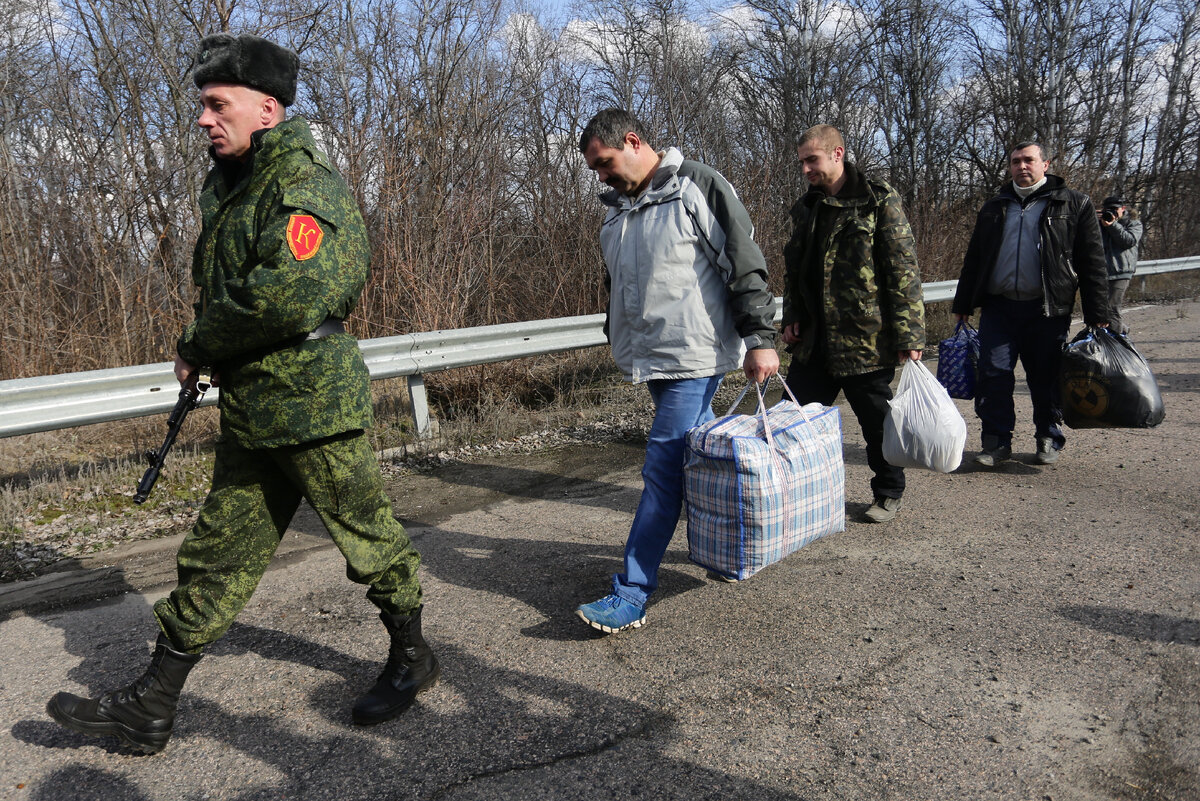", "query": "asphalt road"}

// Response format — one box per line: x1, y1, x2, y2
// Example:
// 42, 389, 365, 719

1, 301, 1198, 801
